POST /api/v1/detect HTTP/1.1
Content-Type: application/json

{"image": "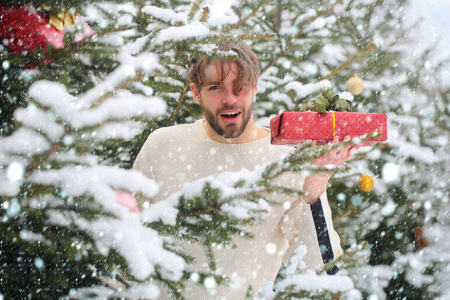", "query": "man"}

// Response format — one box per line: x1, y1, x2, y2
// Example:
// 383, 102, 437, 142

133, 41, 359, 298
